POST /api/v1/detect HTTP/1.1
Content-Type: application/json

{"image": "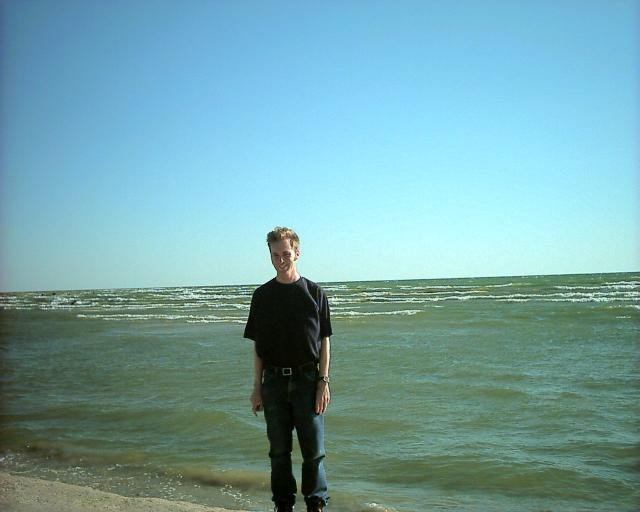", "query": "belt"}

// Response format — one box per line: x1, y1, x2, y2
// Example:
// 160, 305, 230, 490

263, 361, 318, 377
